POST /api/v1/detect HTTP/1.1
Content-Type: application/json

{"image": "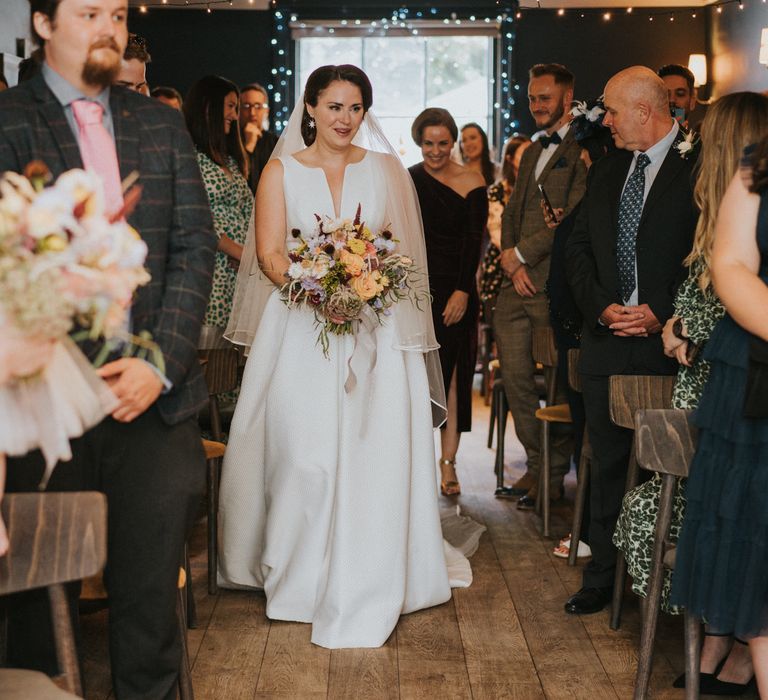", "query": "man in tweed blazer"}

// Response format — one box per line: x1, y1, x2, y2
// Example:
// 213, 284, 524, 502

493, 63, 587, 506
1, 1, 216, 697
